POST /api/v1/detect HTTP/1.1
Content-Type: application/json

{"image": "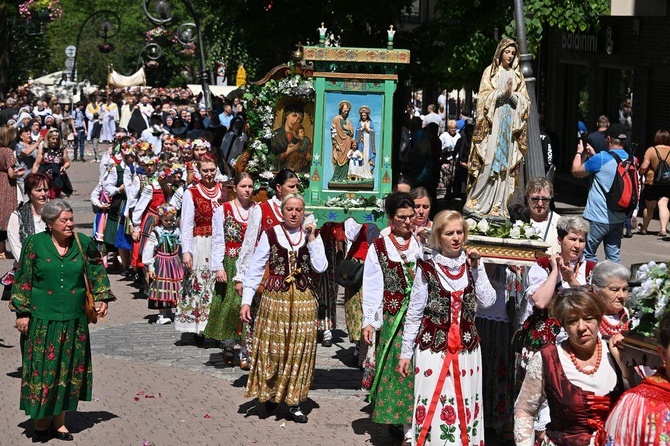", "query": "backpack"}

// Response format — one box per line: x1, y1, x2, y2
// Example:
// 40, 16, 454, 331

594, 151, 639, 214
653, 146, 670, 184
